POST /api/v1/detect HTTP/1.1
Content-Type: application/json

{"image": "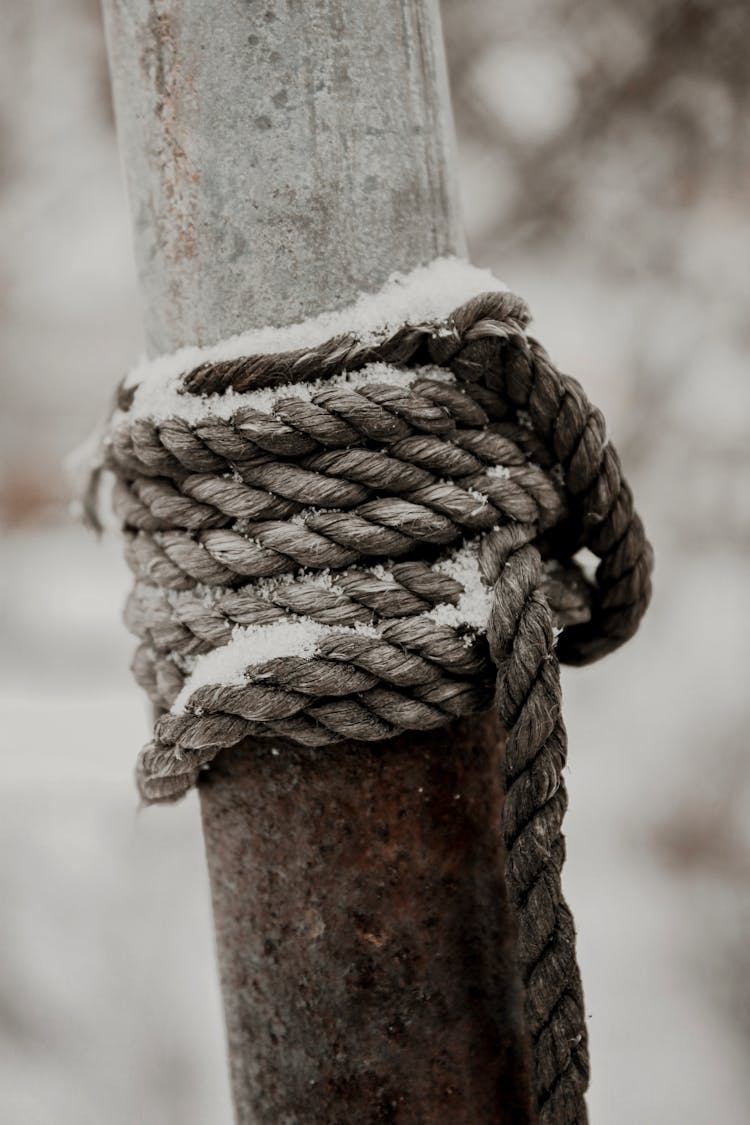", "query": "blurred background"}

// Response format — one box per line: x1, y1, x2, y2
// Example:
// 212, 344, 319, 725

1, 1, 749, 1122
